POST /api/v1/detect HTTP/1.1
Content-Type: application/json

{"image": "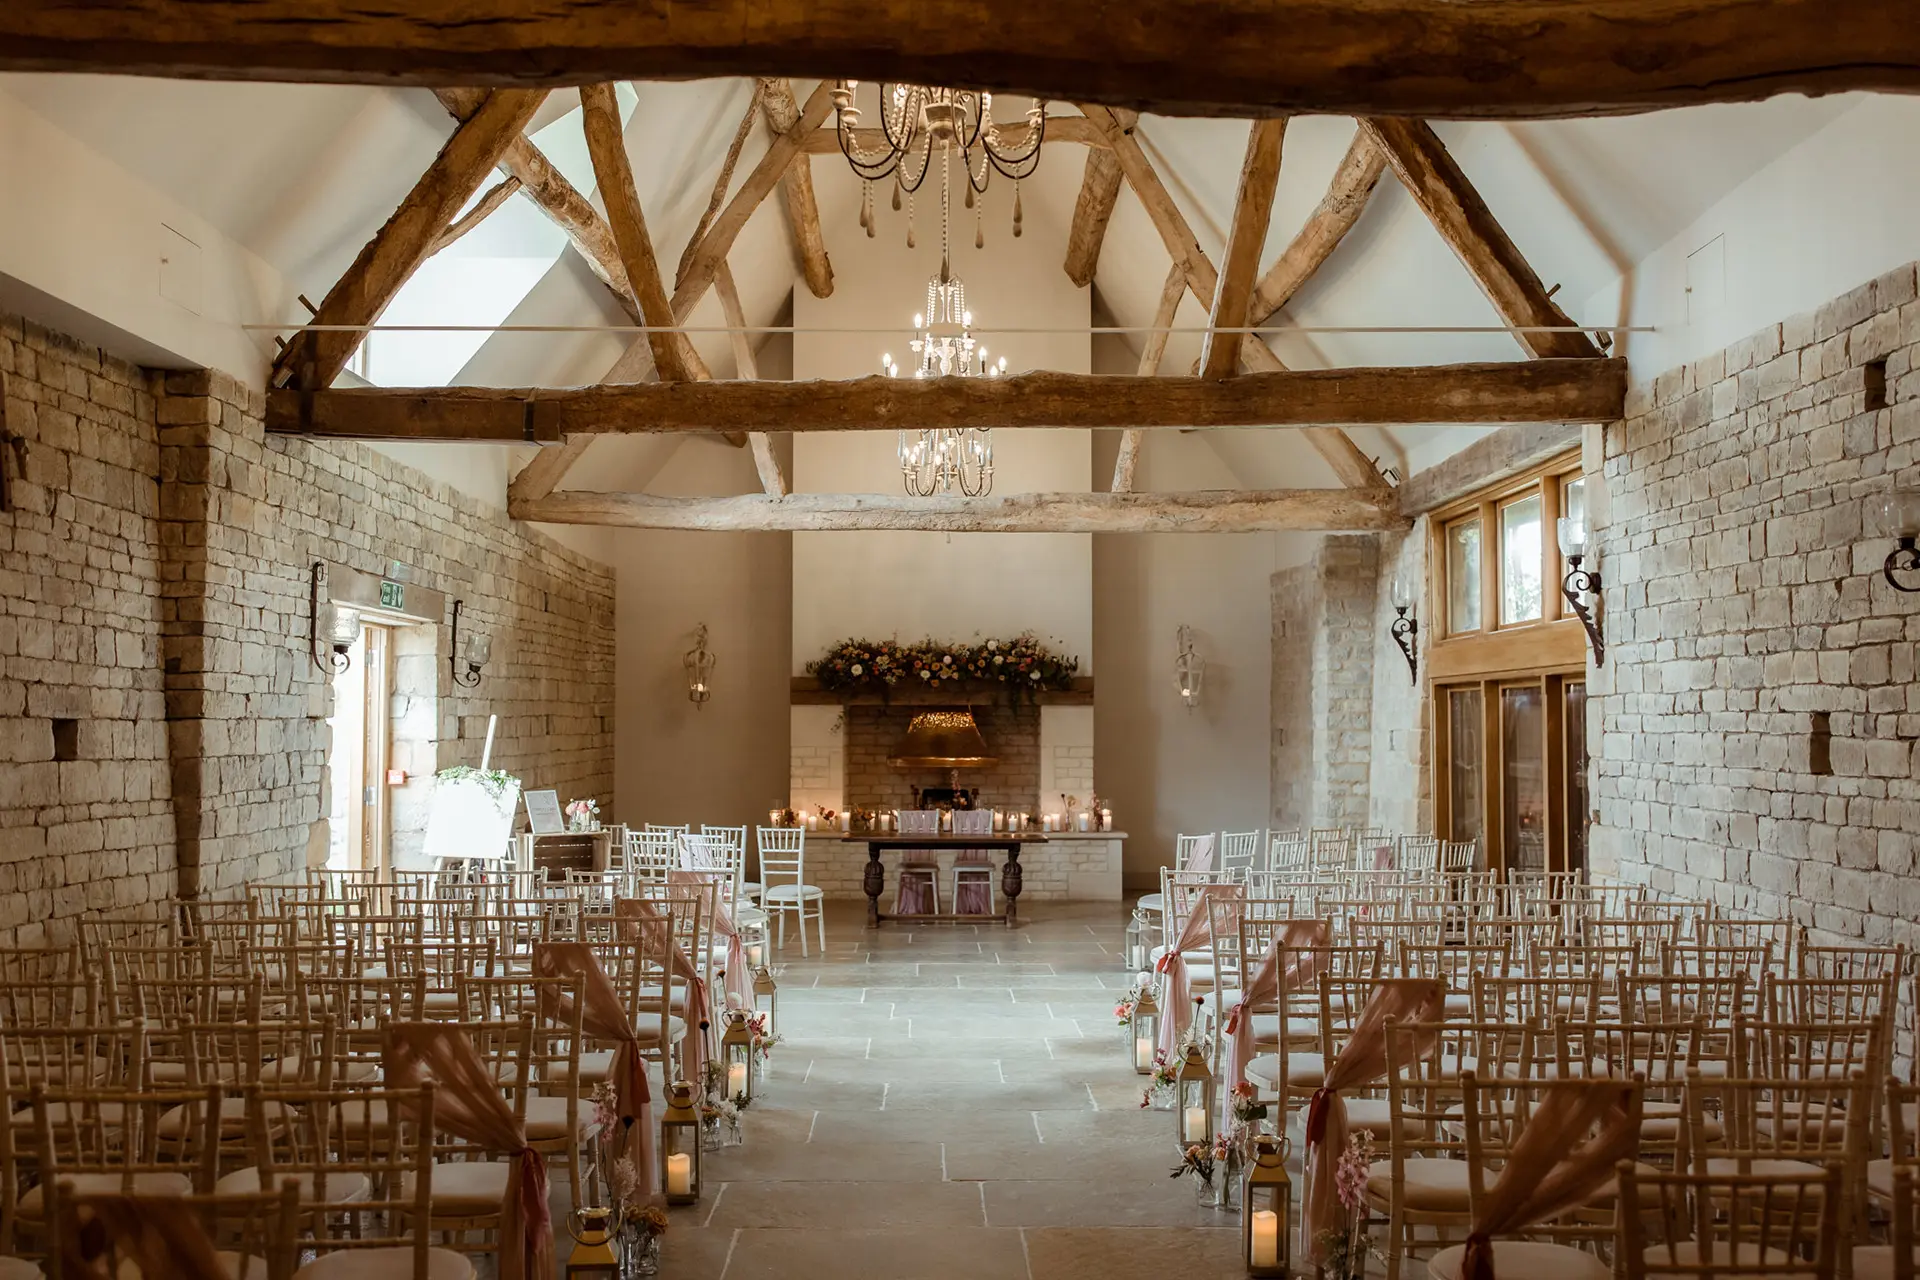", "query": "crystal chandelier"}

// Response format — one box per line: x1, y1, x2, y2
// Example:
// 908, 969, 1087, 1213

881, 161, 1004, 499
830, 82, 1046, 244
